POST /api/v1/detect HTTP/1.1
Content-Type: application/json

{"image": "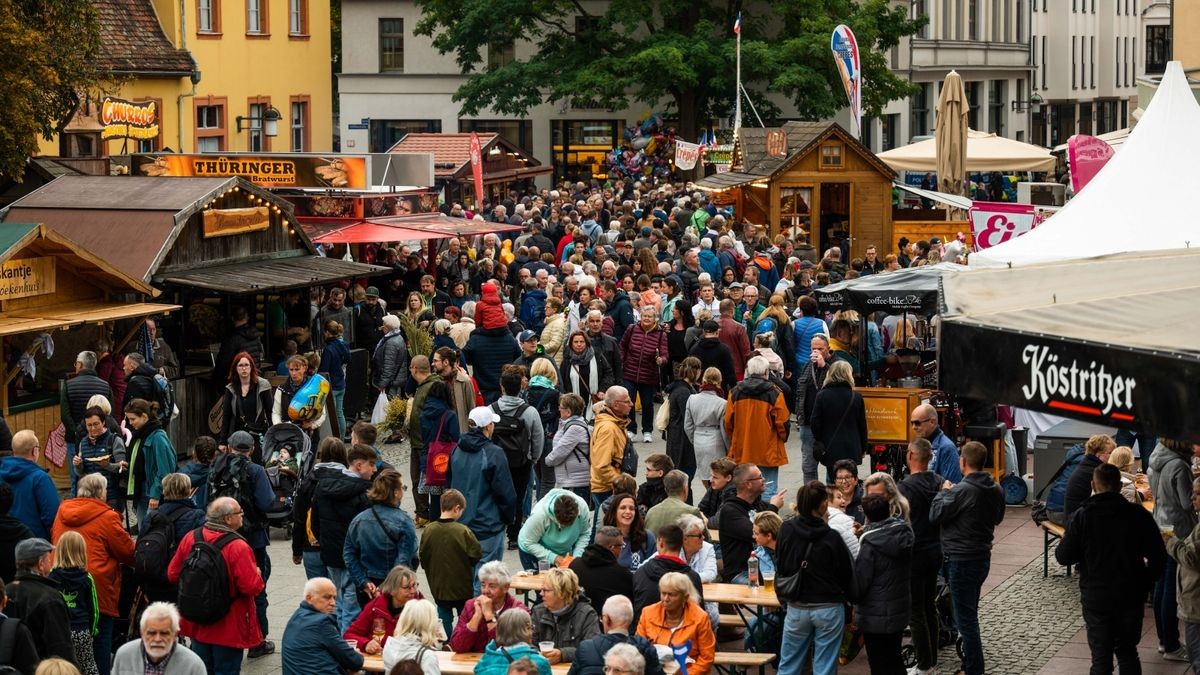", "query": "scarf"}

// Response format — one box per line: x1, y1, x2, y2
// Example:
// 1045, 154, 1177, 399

699, 383, 724, 398
127, 418, 164, 497
529, 375, 555, 390
567, 348, 600, 418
